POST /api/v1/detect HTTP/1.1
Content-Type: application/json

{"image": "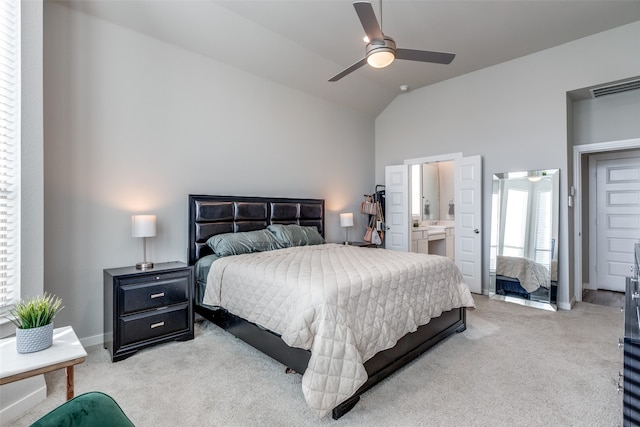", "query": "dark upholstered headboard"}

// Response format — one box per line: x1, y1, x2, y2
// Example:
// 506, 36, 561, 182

188, 195, 325, 265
